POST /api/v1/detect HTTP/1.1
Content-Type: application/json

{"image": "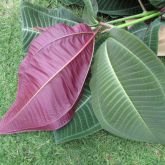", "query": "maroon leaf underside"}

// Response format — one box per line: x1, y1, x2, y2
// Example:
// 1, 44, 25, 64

0, 23, 96, 134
